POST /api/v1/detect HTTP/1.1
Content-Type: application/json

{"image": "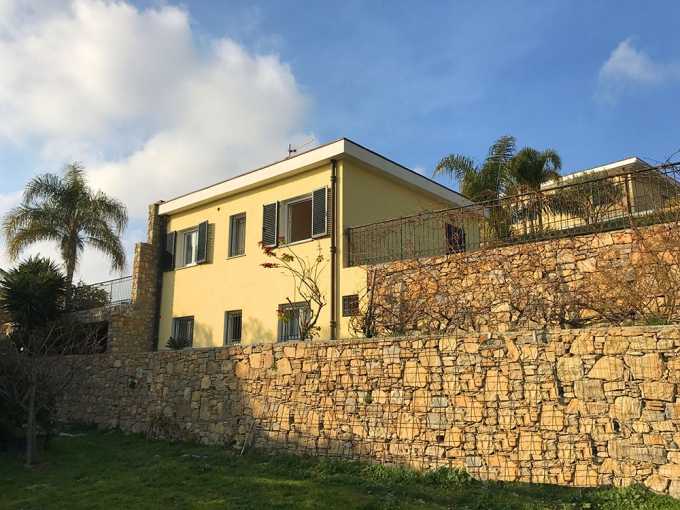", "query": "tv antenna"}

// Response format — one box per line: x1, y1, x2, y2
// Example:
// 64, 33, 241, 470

287, 138, 316, 158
